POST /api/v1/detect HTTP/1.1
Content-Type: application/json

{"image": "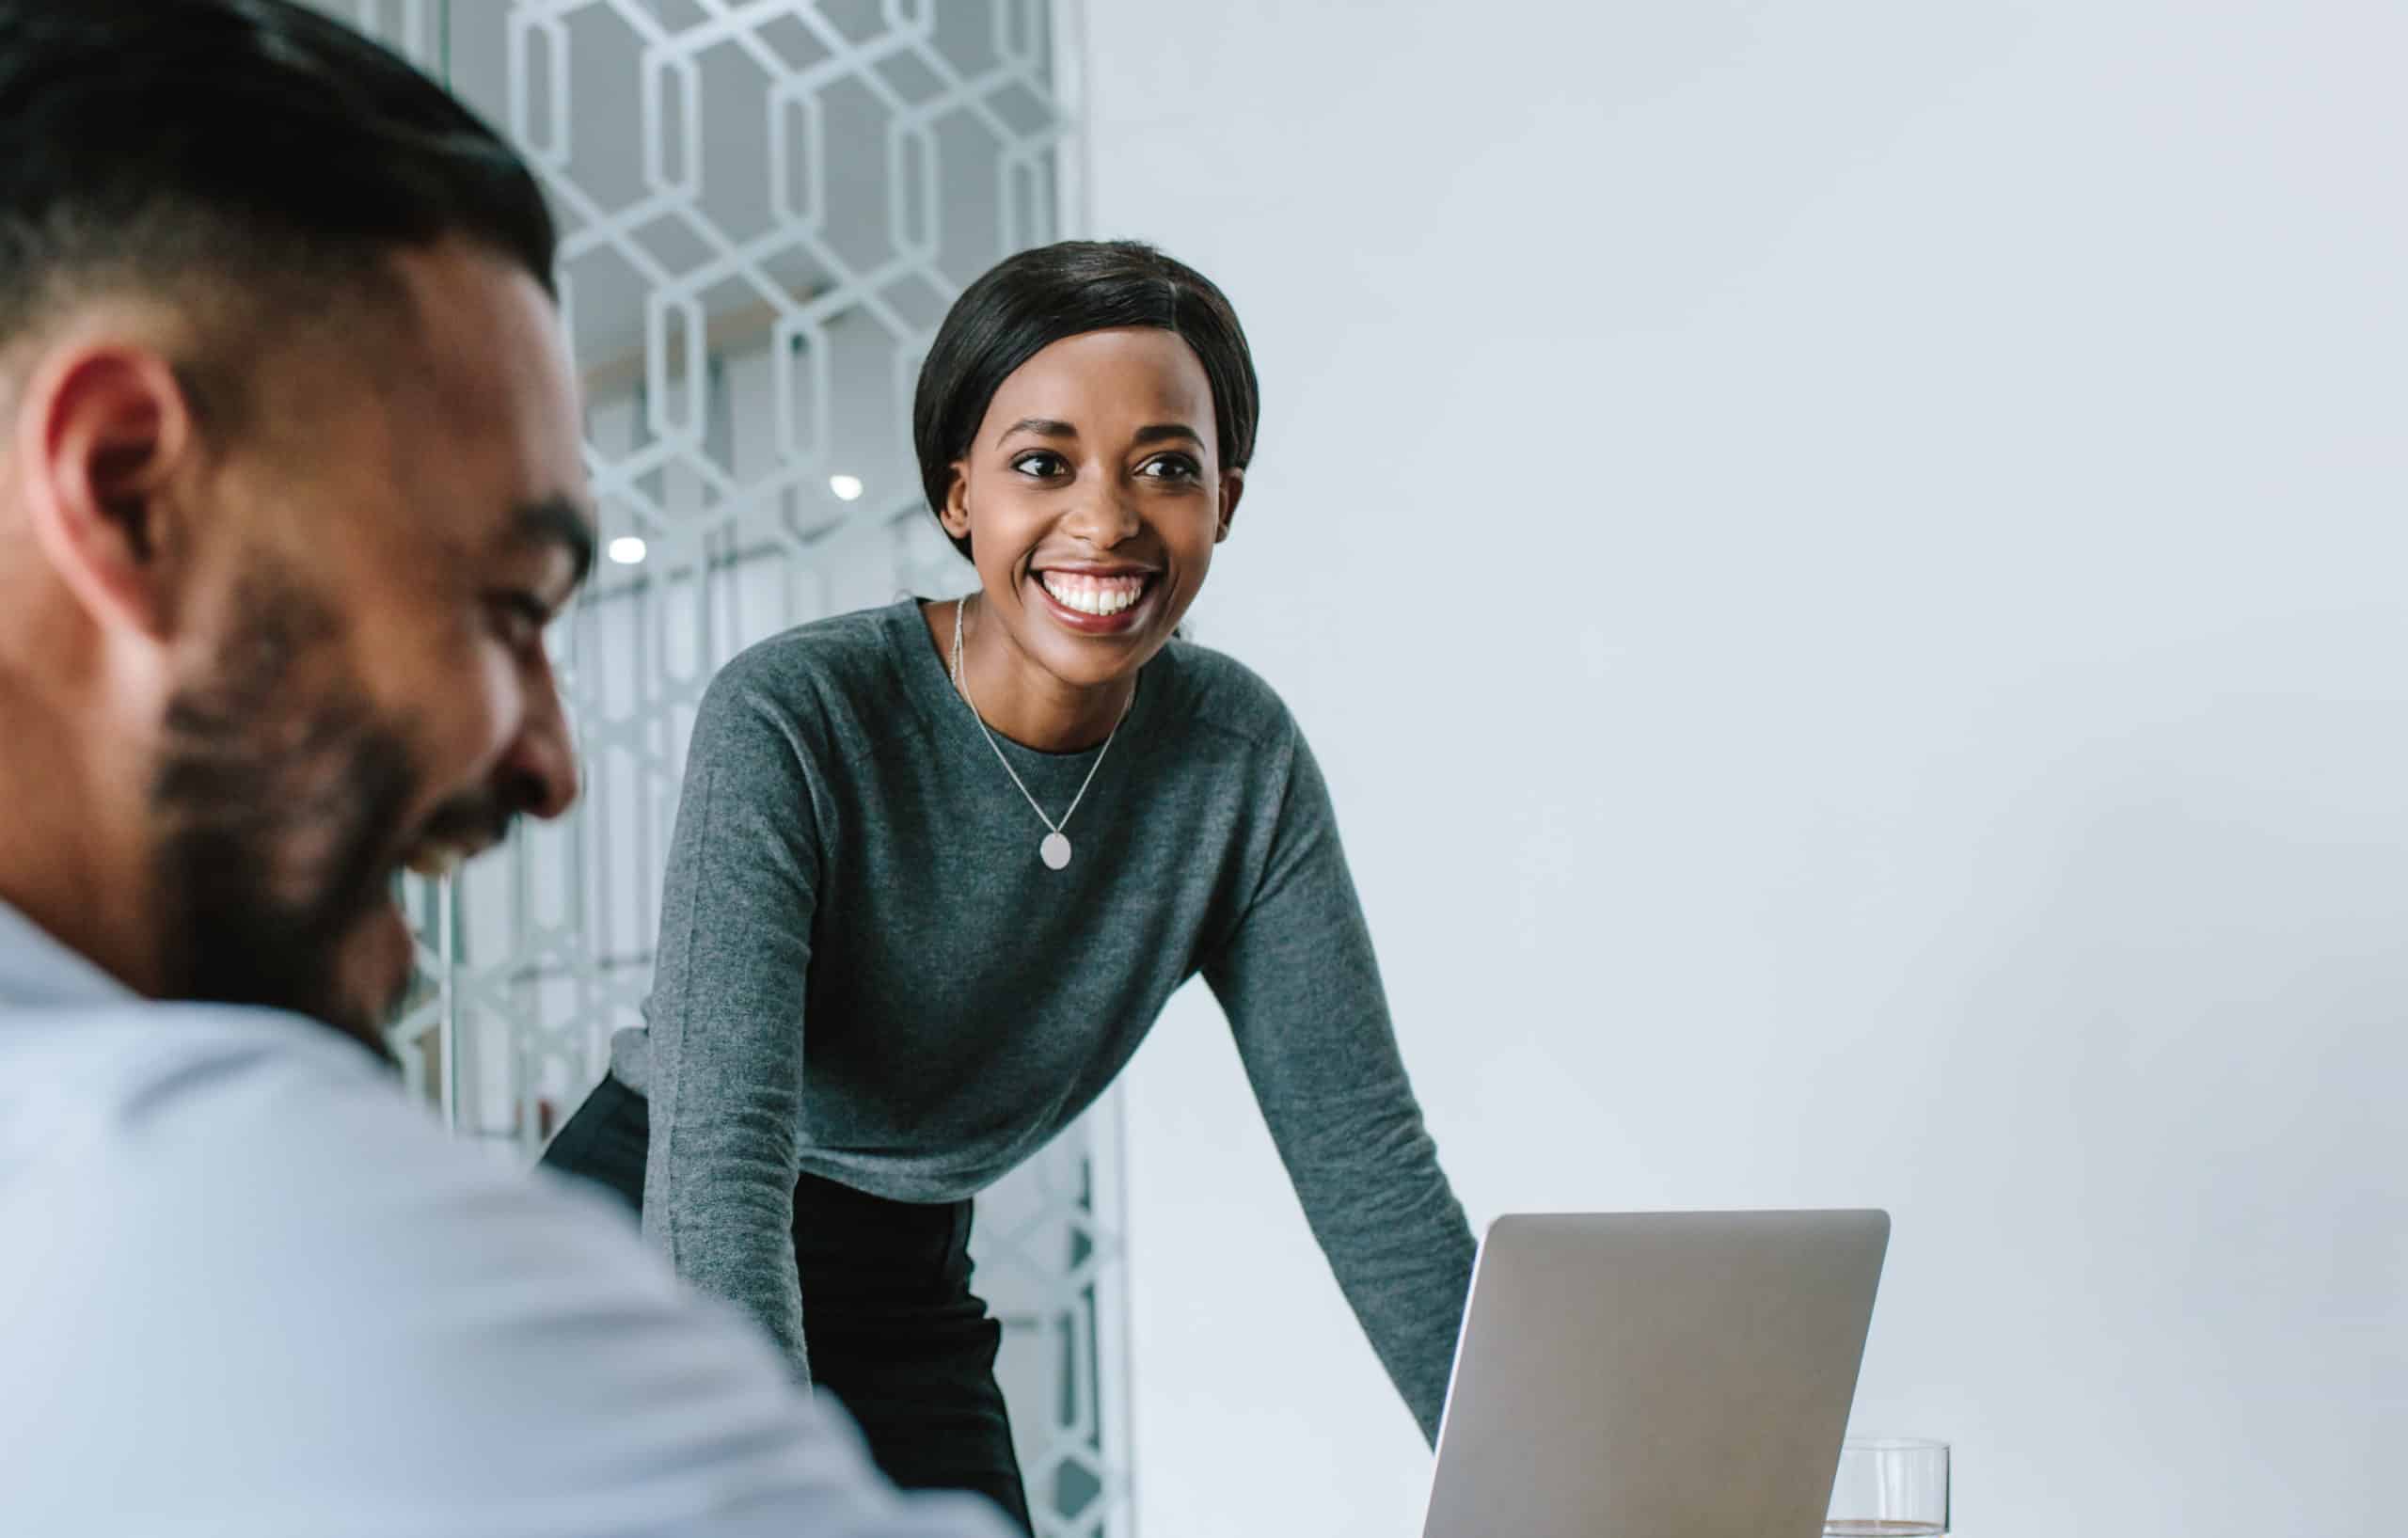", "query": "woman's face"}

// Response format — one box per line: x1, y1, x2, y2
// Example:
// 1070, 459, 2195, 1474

943, 326, 1242, 691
